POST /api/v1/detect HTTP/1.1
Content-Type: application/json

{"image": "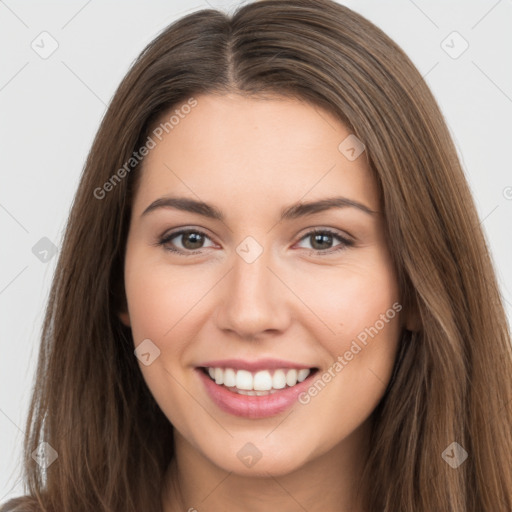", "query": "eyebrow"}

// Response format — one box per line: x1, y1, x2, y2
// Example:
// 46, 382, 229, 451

141, 195, 378, 221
